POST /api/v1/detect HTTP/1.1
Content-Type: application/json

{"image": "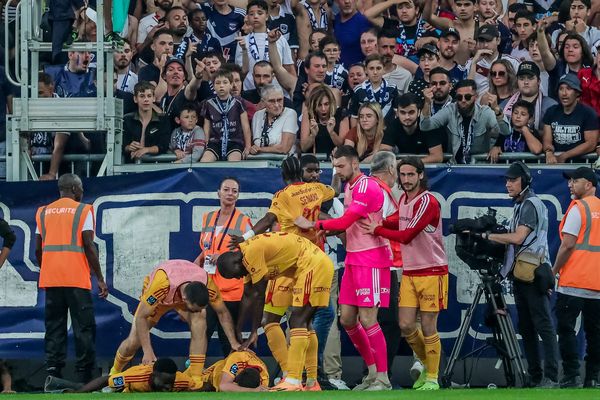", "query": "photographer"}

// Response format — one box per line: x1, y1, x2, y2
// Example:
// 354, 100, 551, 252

483, 162, 559, 388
